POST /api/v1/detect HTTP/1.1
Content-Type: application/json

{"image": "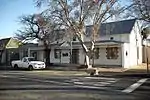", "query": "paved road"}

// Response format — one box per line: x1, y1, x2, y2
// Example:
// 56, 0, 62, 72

0, 70, 150, 100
